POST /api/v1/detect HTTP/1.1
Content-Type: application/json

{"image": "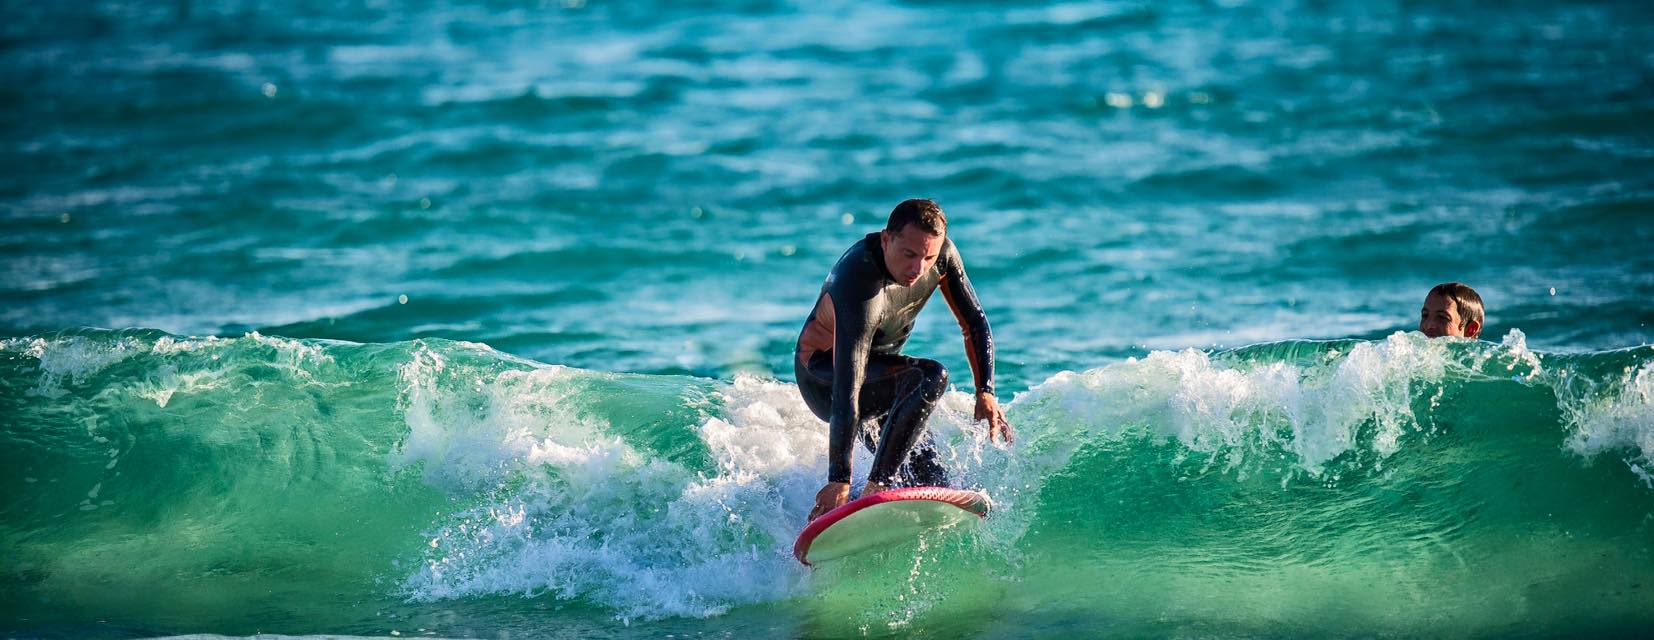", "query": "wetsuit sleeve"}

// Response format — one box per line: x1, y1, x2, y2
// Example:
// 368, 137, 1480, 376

939, 241, 996, 397
826, 276, 884, 484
